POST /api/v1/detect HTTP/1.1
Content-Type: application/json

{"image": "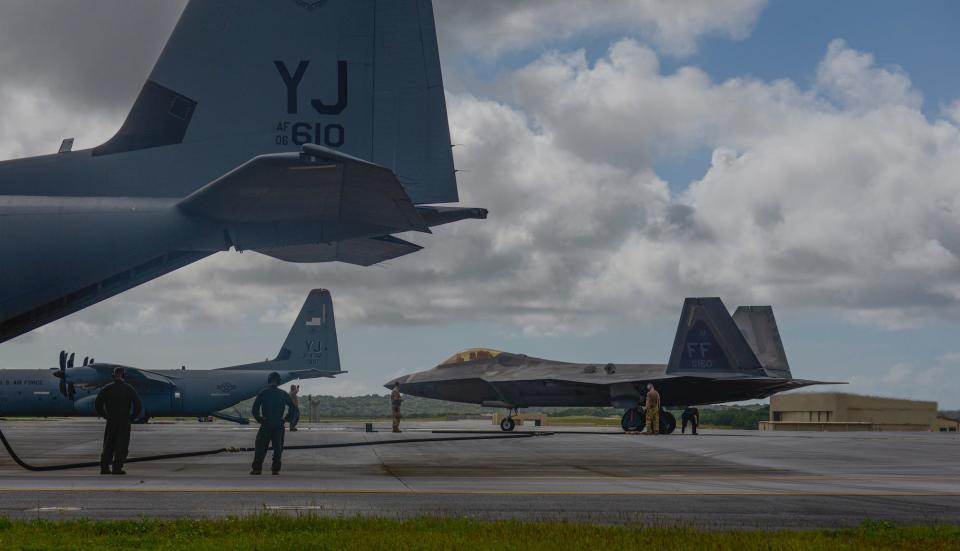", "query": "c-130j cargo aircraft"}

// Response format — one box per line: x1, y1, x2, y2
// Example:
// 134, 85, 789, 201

388, 298, 842, 433
0, 290, 341, 423
0, 0, 486, 344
